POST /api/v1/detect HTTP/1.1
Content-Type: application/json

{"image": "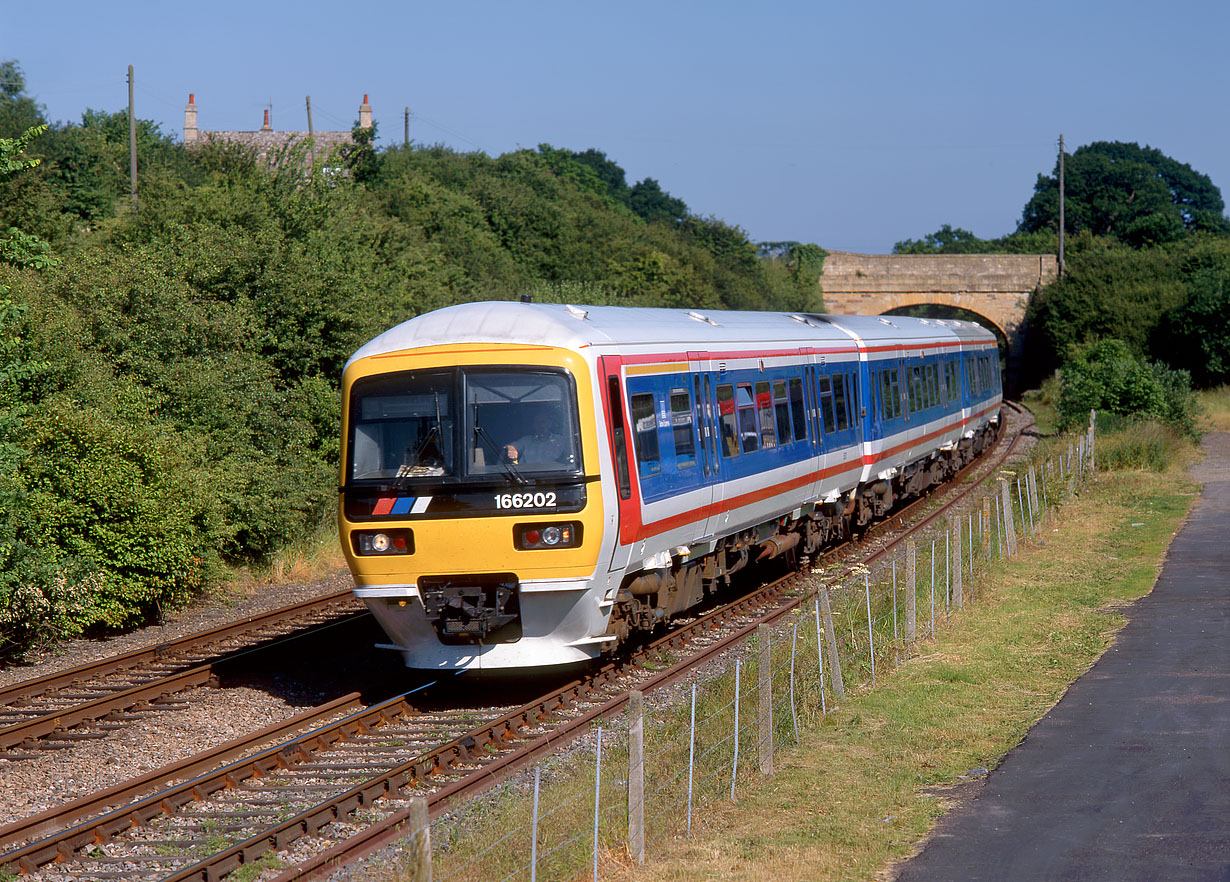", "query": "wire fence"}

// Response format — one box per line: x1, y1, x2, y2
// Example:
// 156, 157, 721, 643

390, 417, 1097, 882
